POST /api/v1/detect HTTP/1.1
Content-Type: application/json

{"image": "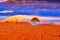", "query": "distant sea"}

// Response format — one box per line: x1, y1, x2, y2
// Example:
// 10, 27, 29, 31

0, 2, 60, 23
